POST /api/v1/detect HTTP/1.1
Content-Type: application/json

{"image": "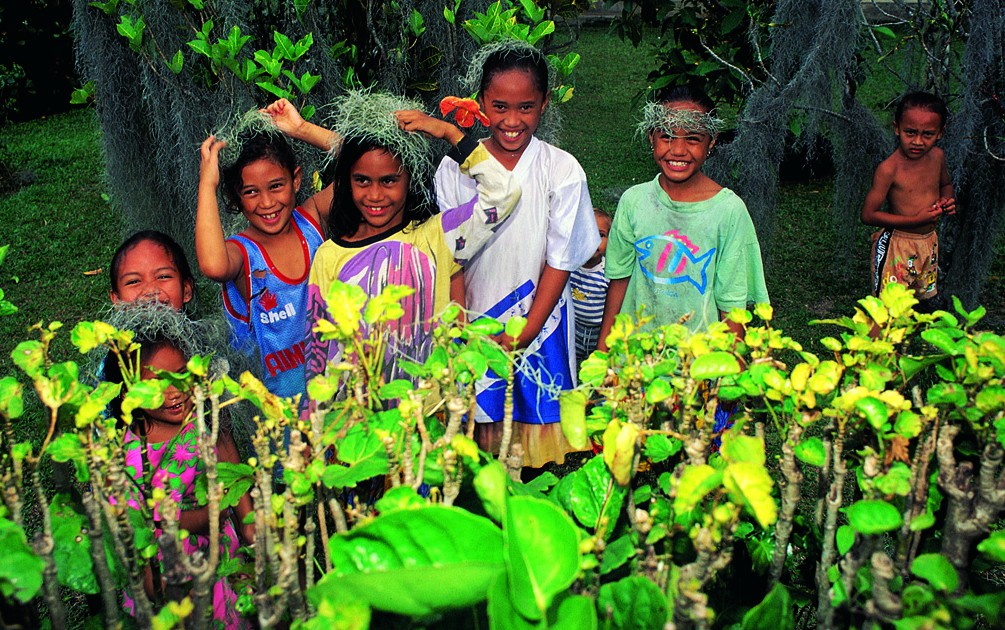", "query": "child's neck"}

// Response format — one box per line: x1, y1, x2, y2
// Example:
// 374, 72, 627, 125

143, 419, 180, 444
658, 172, 720, 203
484, 138, 528, 171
